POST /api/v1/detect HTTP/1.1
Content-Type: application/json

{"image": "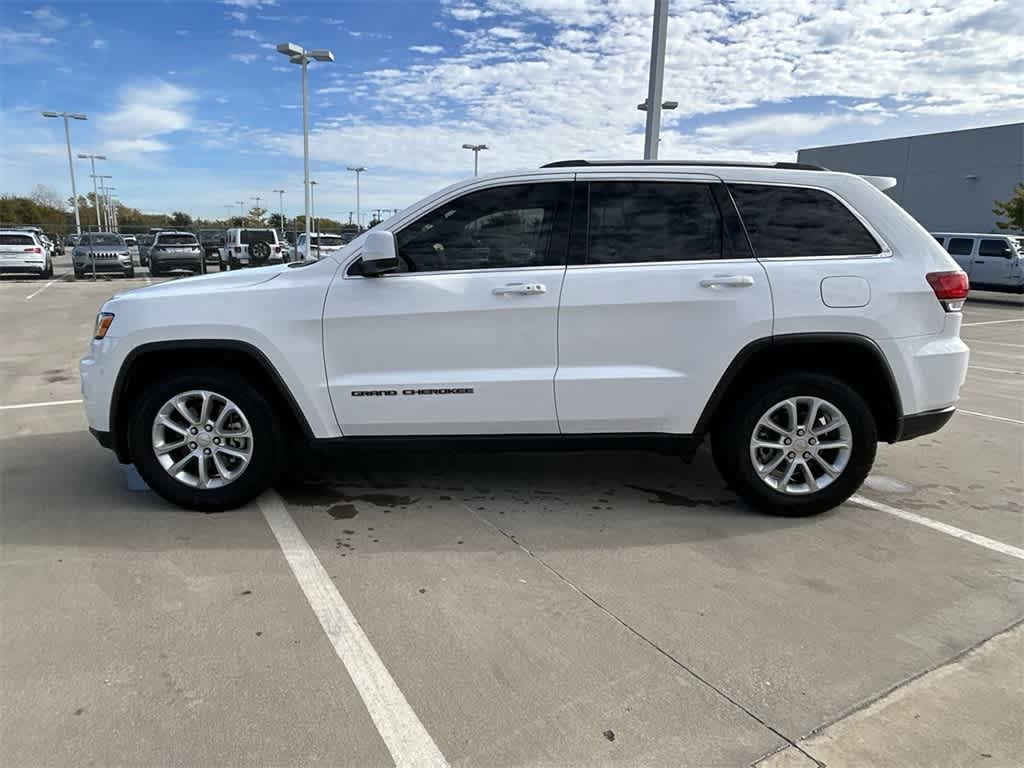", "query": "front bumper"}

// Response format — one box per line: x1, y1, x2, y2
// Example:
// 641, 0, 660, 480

77, 260, 132, 273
